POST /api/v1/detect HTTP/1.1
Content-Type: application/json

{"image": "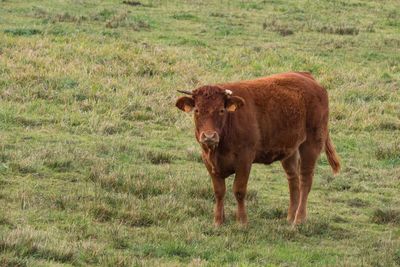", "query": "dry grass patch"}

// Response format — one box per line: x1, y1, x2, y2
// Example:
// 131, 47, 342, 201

371, 208, 400, 225
375, 142, 400, 162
